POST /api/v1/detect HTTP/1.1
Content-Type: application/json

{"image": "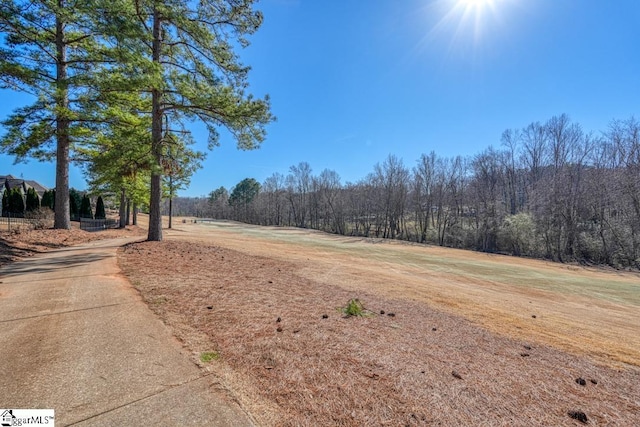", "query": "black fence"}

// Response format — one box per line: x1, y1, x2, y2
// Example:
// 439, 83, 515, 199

0, 216, 53, 230
80, 218, 119, 232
